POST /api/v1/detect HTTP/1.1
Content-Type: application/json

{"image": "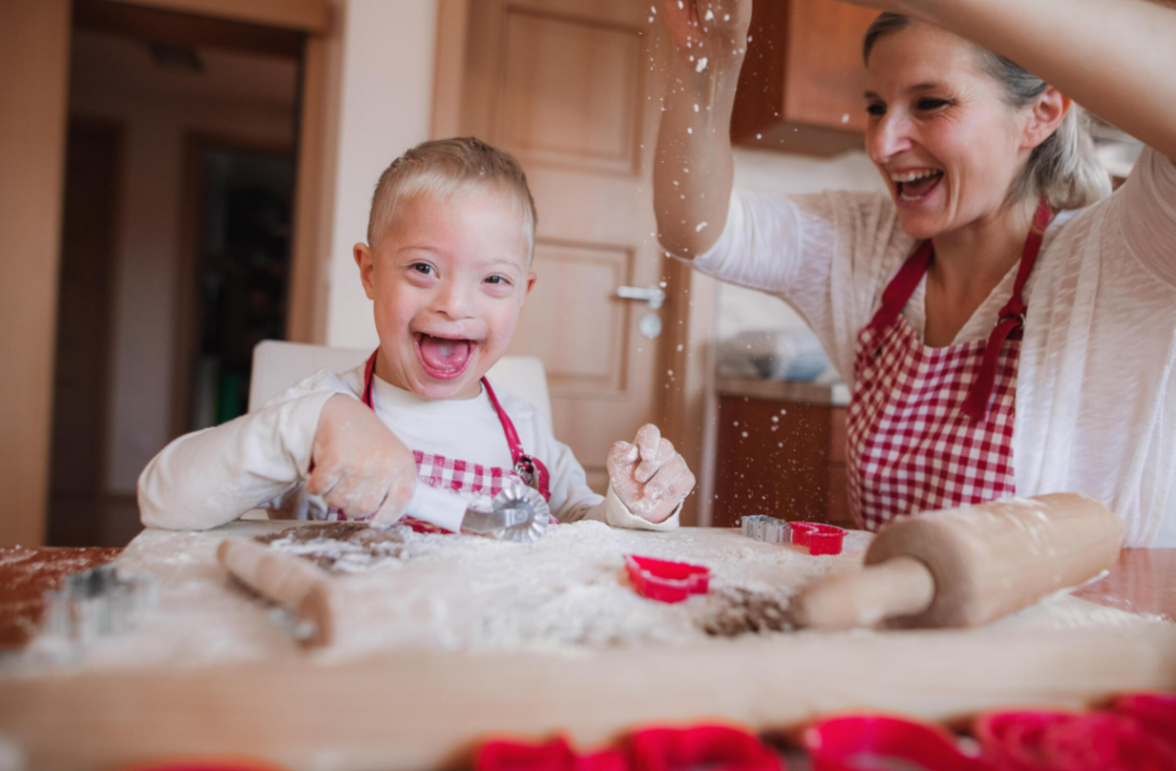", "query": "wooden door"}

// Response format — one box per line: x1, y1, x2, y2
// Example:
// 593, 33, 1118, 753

457, 0, 673, 493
